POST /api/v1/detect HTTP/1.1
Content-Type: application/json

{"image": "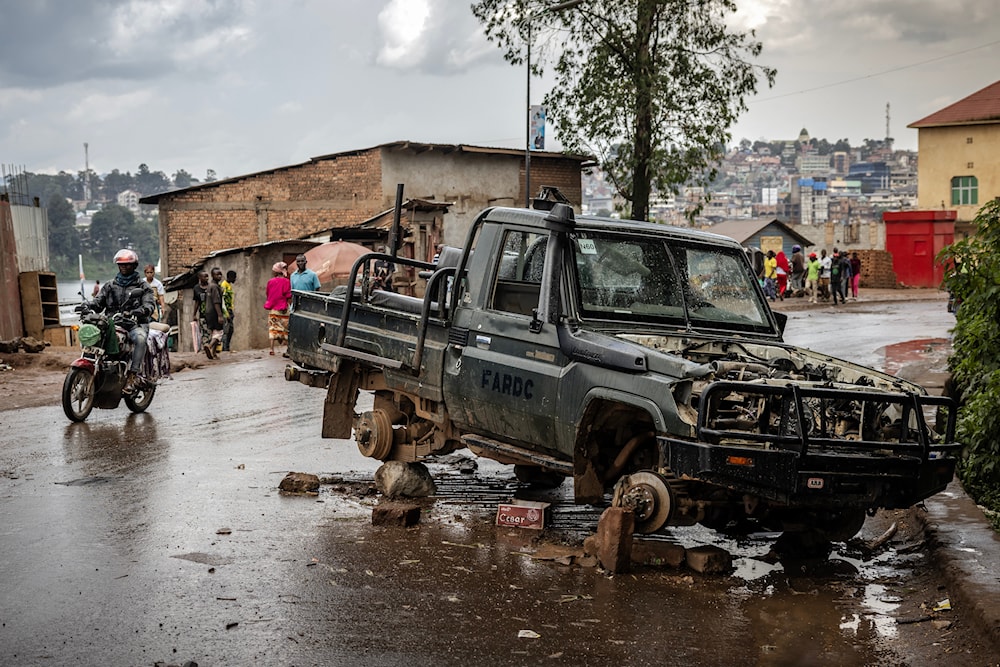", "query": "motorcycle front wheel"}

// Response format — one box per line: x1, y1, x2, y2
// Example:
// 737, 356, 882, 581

124, 384, 155, 413
62, 368, 96, 422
